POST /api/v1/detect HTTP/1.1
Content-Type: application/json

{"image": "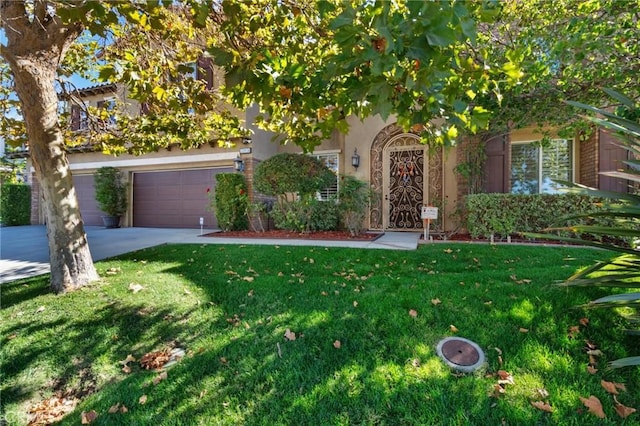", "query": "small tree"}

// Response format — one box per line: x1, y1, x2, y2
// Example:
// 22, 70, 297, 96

94, 167, 127, 217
